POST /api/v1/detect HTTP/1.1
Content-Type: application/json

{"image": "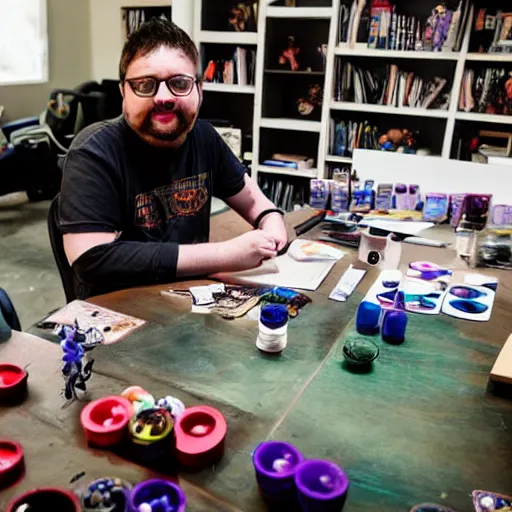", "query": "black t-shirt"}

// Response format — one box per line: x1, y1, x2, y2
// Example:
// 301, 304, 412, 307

58, 116, 246, 298
59, 116, 246, 241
